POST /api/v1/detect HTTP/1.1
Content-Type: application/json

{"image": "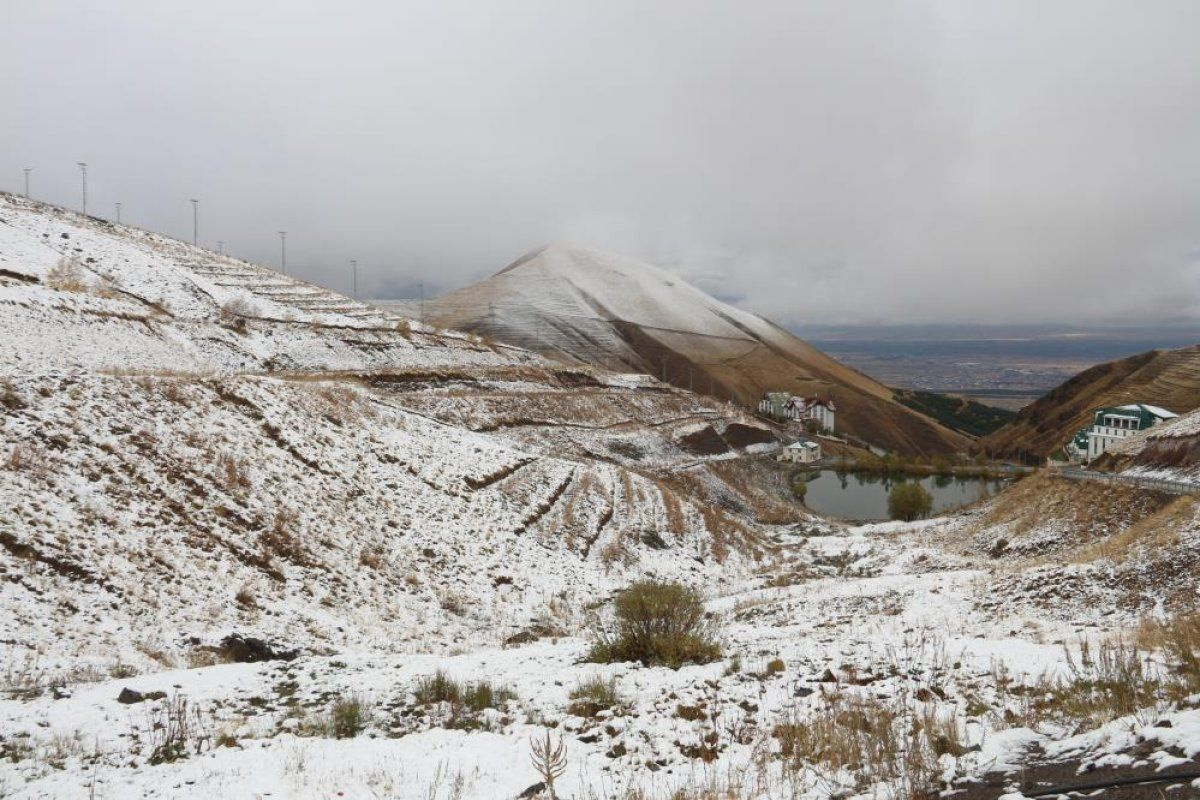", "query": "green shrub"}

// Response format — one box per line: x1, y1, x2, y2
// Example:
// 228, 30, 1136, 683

463, 680, 516, 712
888, 482, 933, 522
414, 672, 516, 712
792, 479, 808, 503
414, 670, 462, 705
328, 694, 369, 738
589, 580, 721, 668
567, 676, 621, 717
